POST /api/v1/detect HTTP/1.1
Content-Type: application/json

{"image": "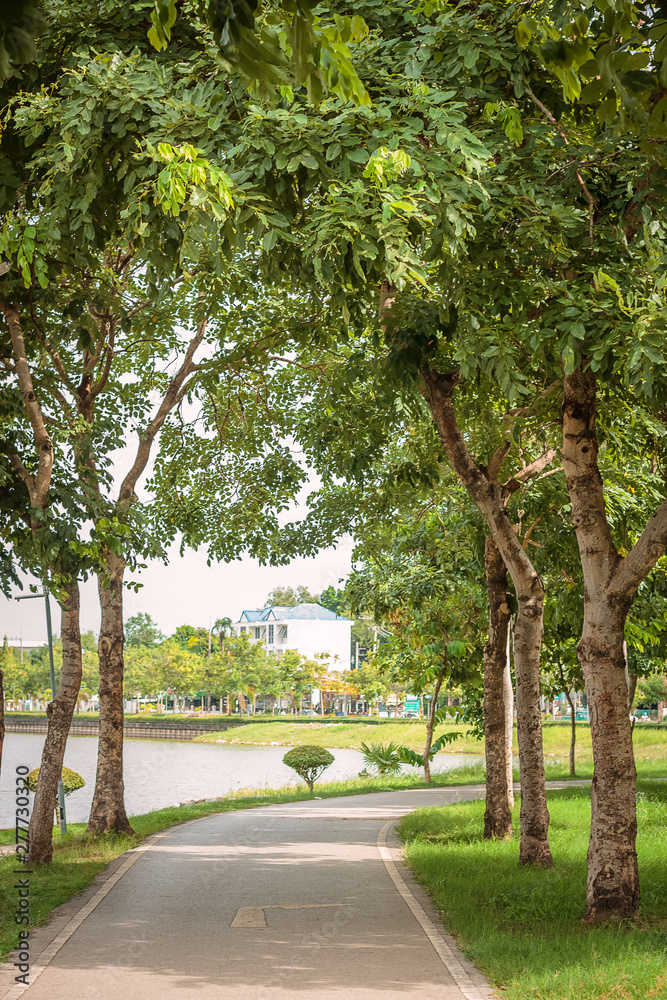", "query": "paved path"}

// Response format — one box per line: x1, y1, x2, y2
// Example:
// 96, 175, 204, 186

0, 787, 502, 1000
